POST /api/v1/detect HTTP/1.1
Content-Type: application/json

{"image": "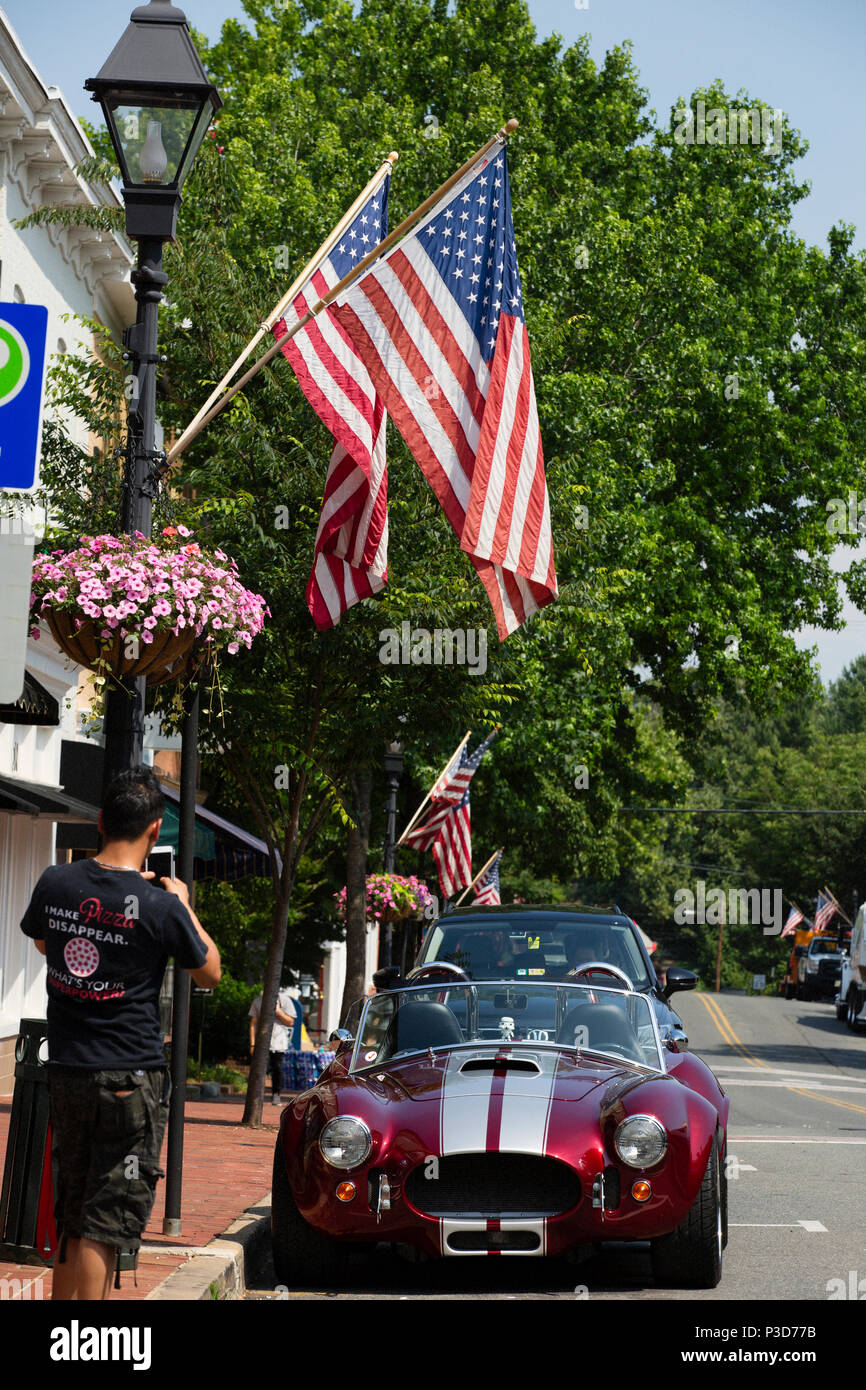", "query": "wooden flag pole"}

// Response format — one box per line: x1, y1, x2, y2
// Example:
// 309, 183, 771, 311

168, 153, 399, 465
823, 885, 853, 928
166, 118, 519, 464
455, 847, 503, 906
397, 731, 471, 846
